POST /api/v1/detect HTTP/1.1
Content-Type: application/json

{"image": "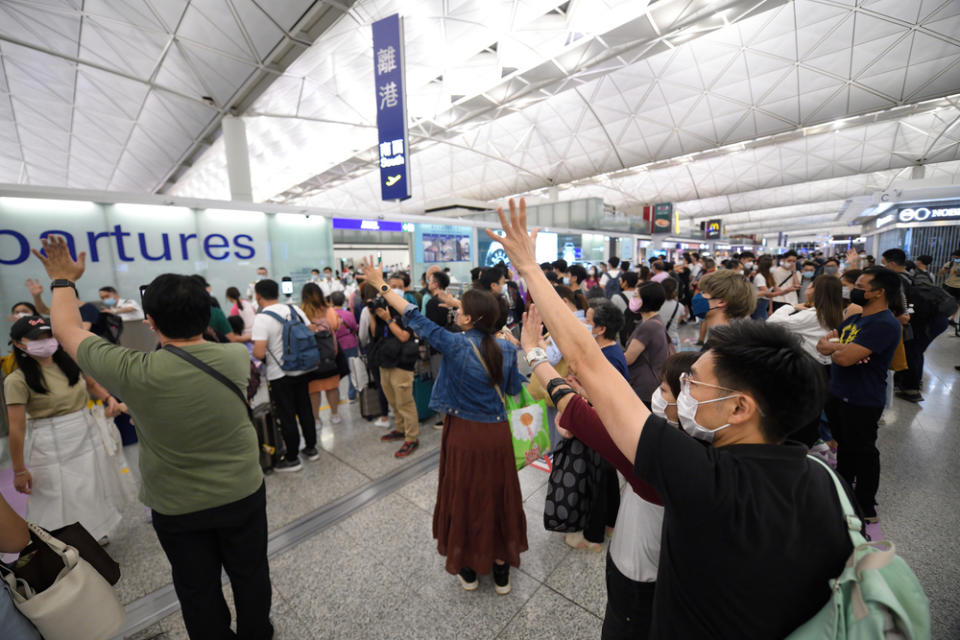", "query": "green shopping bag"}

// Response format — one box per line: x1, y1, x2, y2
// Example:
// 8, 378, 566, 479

506, 387, 550, 470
